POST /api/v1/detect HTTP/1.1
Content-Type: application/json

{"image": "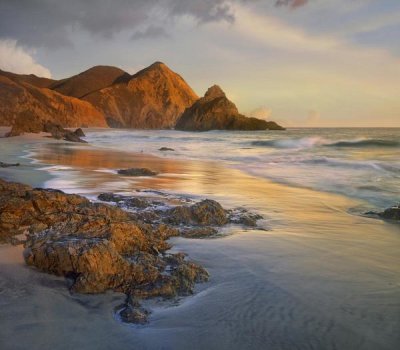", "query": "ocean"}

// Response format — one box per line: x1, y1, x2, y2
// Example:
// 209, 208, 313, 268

1, 127, 399, 350
84, 127, 400, 208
